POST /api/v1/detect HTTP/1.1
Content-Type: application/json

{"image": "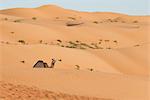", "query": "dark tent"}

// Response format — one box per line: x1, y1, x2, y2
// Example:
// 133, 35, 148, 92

33, 60, 49, 68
